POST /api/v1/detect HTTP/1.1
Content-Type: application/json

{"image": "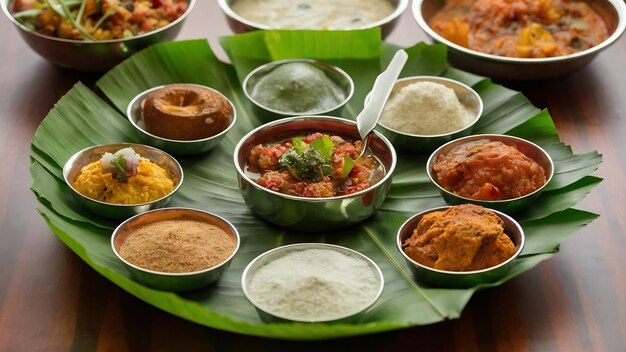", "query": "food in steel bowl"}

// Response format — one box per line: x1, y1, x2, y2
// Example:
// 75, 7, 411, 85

1, 0, 195, 71
112, 207, 240, 291
249, 62, 346, 114
127, 83, 237, 156
218, 0, 408, 37
426, 134, 554, 213
402, 204, 515, 271
9, 0, 188, 40
413, 0, 626, 79
429, 0, 609, 58
432, 140, 547, 201
396, 205, 525, 287
241, 243, 384, 322
243, 59, 354, 121
72, 147, 175, 204
368, 76, 483, 152
233, 116, 396, 231
141, 84, 233, 141
63, 143, 183, 219
247, 132, 383, 198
